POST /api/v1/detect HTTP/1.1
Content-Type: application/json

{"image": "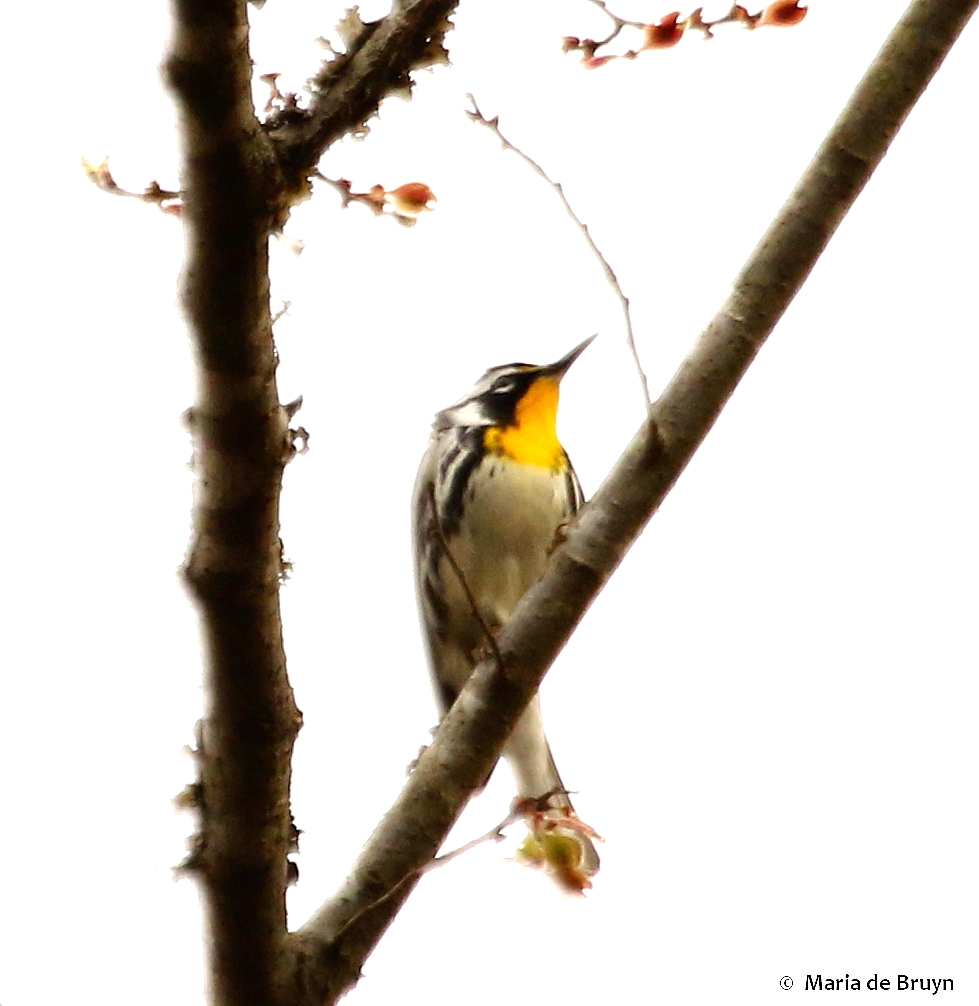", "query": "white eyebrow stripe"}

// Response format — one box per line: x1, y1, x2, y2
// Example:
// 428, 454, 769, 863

443, 399, 489, 427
